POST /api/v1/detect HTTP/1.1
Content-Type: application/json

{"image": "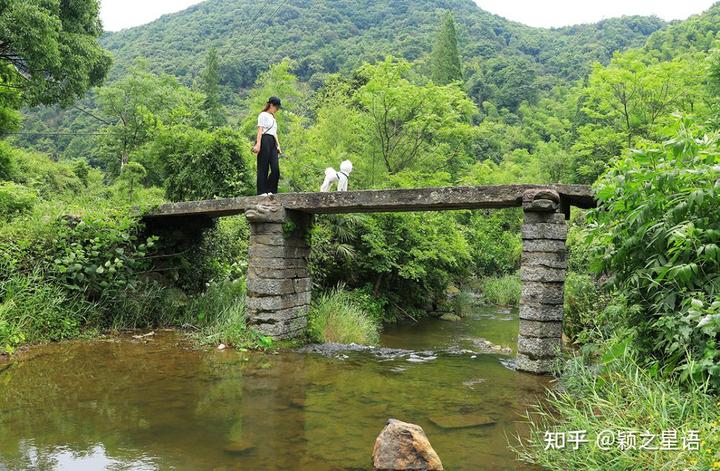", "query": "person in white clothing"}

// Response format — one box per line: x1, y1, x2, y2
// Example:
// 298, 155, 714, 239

251, 96, 282, 195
